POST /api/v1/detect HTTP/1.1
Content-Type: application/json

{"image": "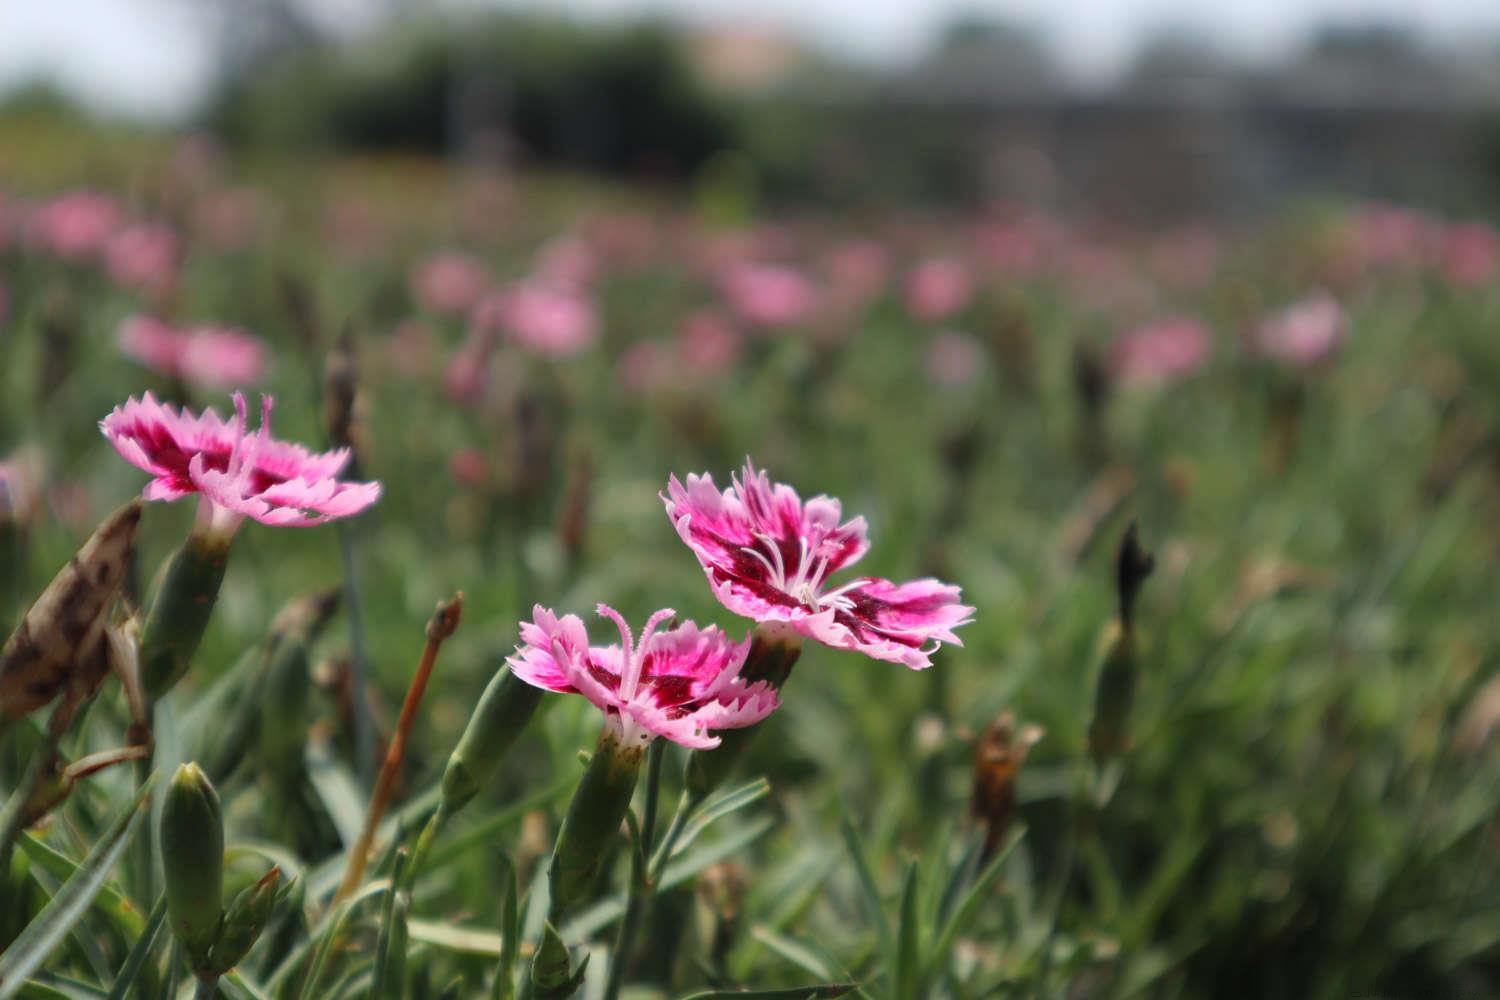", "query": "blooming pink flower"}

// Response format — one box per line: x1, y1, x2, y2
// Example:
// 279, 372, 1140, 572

1254, 294, 1347, 368
1111, 317, 1211, 386
411, 251, 488, 316
905, 257, 974, 323
28, 192, 121, 259
664, 461, 974, 669
507, 604, 778, 749
500, 281, 598, 357
107, 223, 180, 297
117, 316, 267, 389
100, 392, 380, 534
927, 331, 984, 387
720, 263, 817, 330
